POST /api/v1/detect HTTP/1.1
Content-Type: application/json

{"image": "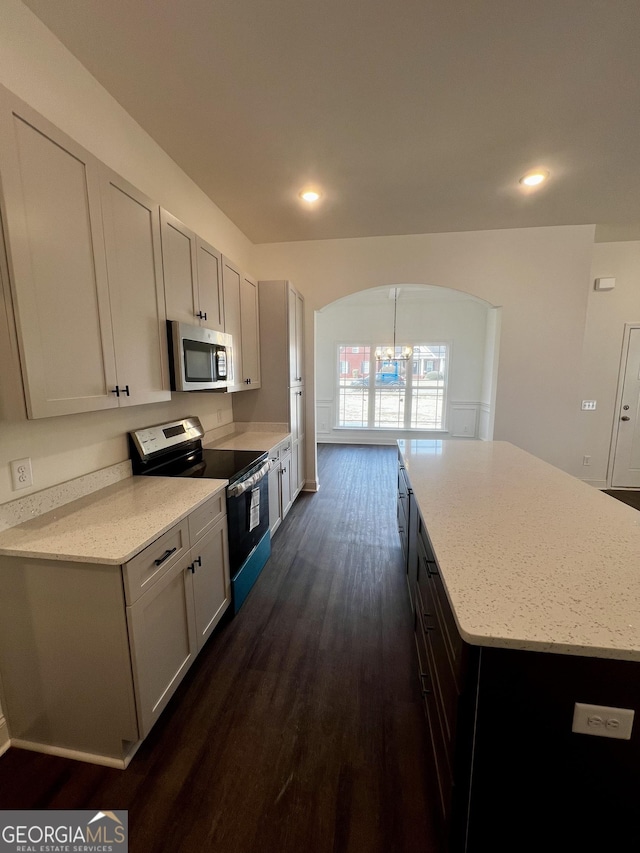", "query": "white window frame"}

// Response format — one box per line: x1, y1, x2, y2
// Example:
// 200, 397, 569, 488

336, 342, 450, 431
